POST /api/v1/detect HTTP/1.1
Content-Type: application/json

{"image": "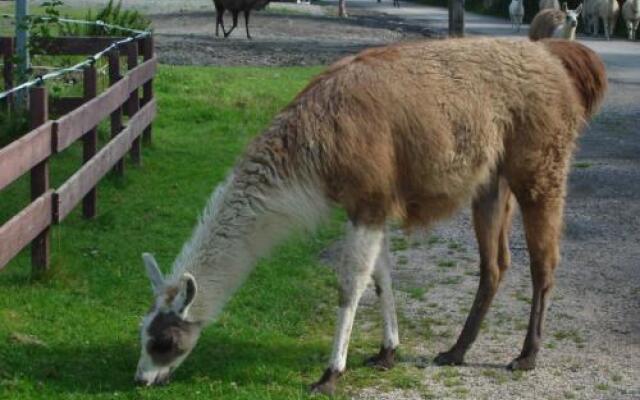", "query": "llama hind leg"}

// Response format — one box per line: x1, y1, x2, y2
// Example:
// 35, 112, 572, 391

365, 232, 400, 370
435, 175, 512, 366
508, 198, 563, 370
311, 223, 384, 395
